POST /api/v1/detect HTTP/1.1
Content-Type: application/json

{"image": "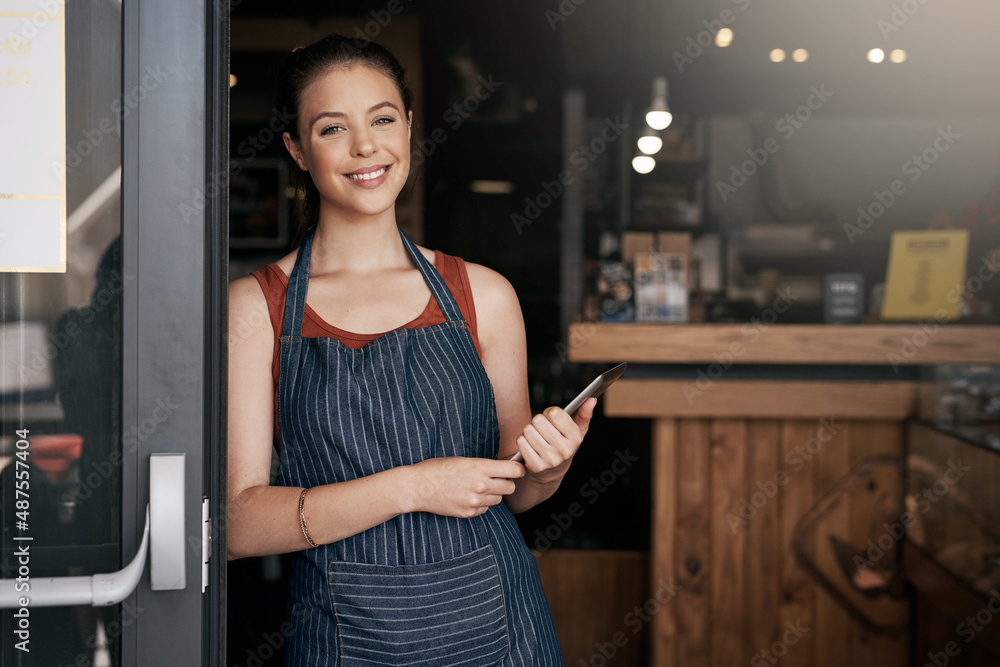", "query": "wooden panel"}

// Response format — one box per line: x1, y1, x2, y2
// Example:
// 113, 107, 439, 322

709, 420, 747, 665
778, 420, 817, 667
675, 419, 711, 667
650, 419, 678, 666
812, 421, 852, 667
605, 380, 917, 419
744, 420, 782, 659
847, 421, 908, 667
567, 323, 1000, 365
533, 550, 649, 666
648, 416, 911, 667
